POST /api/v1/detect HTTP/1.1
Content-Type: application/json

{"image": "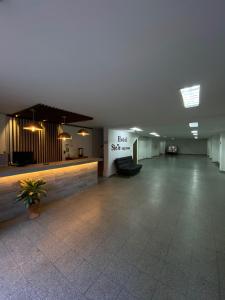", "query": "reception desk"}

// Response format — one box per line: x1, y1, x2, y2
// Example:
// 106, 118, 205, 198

0, 158, 100, 221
